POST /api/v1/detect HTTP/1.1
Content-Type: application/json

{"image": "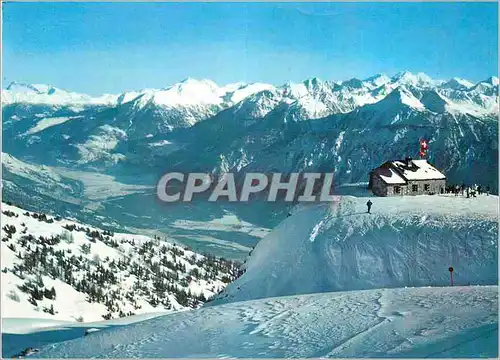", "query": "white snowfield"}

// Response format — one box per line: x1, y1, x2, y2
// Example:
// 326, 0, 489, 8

23, 116, 83, 136
211, 193, 498, 305
2, 313, 167, 358
26, 286, 498, 358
